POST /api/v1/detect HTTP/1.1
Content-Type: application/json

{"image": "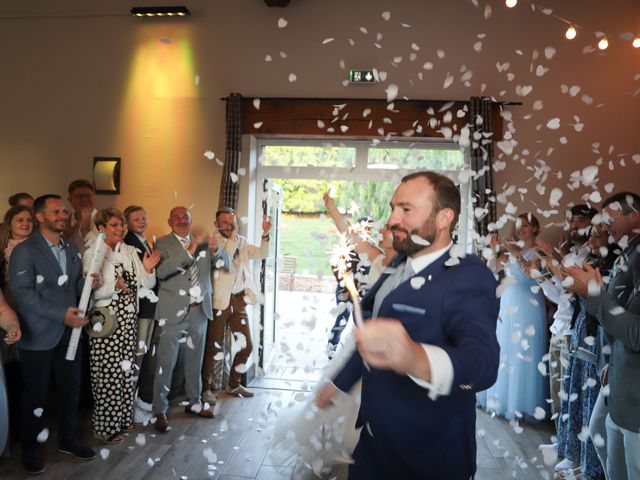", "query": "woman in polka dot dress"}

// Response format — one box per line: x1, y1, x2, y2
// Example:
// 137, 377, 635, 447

84, 208, 160, 443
